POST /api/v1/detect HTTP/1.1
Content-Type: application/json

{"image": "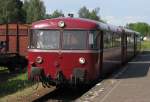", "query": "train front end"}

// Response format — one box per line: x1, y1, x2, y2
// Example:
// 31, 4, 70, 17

28, 18, 101, 87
